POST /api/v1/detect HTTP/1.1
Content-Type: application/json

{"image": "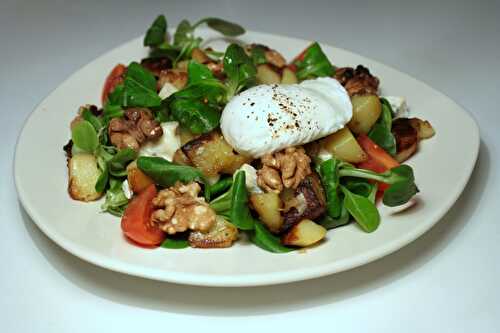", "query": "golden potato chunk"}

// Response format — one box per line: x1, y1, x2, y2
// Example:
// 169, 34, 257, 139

282, 219, 327, 247
256, 64, 281, 84
127, 161, 154, 194
321, 127, 368, 163
281, 67, 298, 84
68, 153, 103, 201
188, 216, 238, 248
348, 94, 382, 134
181, 131, 250, 177
250, 192, 284, 233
